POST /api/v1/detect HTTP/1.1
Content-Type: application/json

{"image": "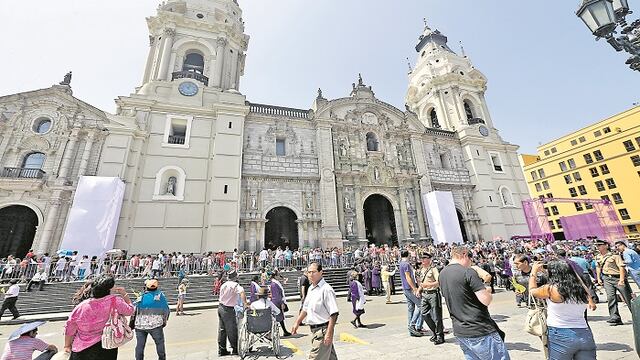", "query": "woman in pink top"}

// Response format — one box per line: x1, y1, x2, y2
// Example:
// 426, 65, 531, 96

63, 275, 134, 359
